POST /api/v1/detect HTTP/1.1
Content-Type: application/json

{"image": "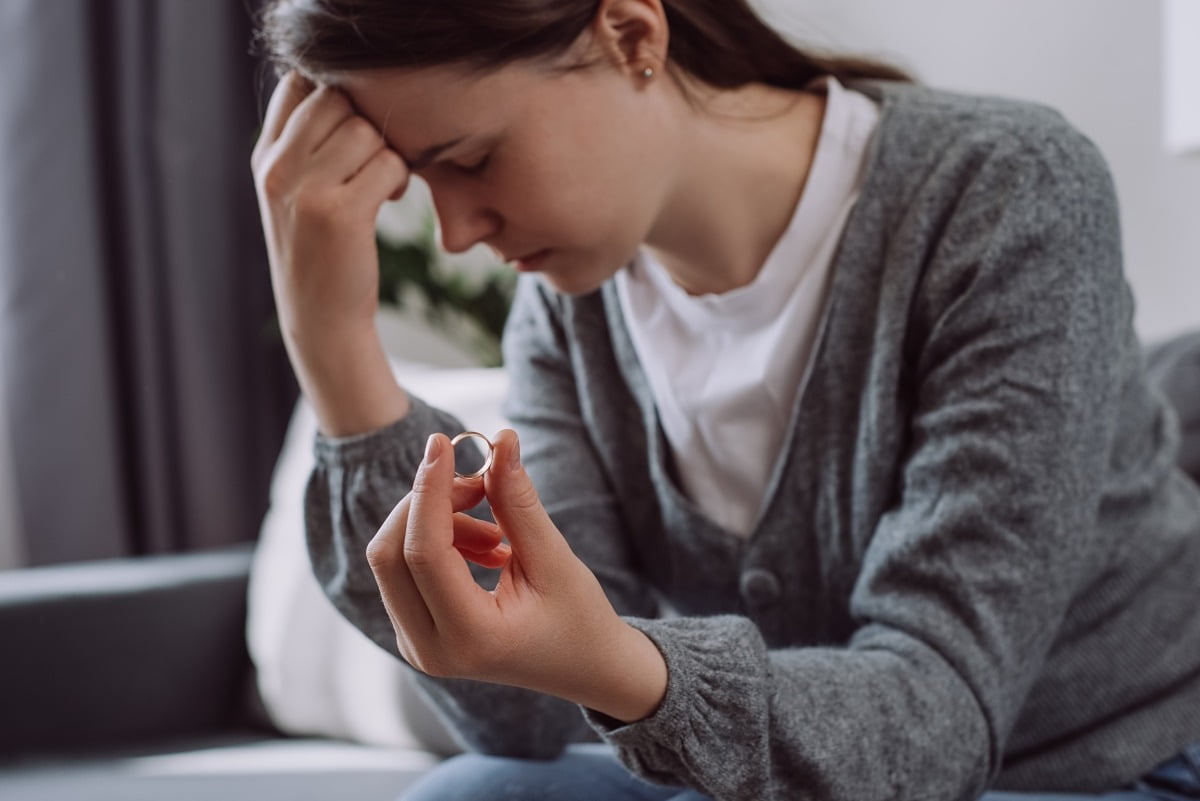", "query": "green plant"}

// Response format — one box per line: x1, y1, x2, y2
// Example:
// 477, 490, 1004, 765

376, 213, 516, 367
